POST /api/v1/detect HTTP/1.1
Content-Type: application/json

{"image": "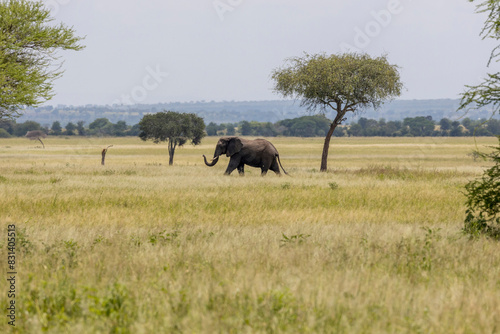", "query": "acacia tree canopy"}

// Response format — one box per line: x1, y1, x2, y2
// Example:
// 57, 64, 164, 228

0, 0, 84, 119
272, 52, 402, 171
25, 129, 46, 148
138, 111, 206, 166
